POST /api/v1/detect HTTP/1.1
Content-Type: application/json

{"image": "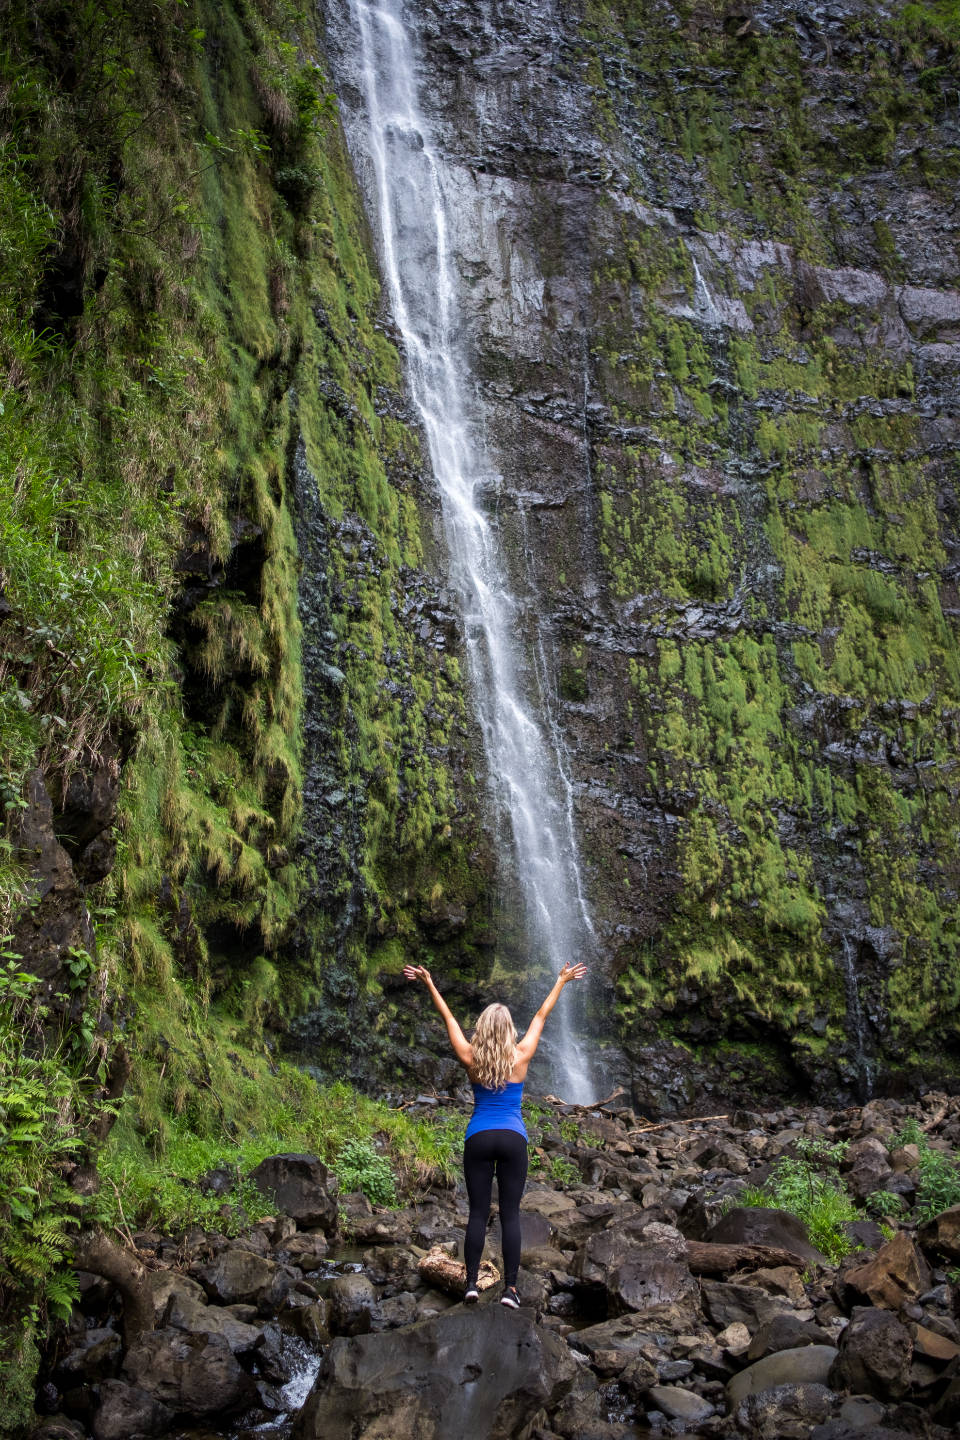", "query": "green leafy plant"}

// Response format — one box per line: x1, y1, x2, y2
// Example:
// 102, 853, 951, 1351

891, 1119, 960, 1221
548, 1155, 581, 1187
335, 1137, 397, 1207
740, 1136, 862, 1263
